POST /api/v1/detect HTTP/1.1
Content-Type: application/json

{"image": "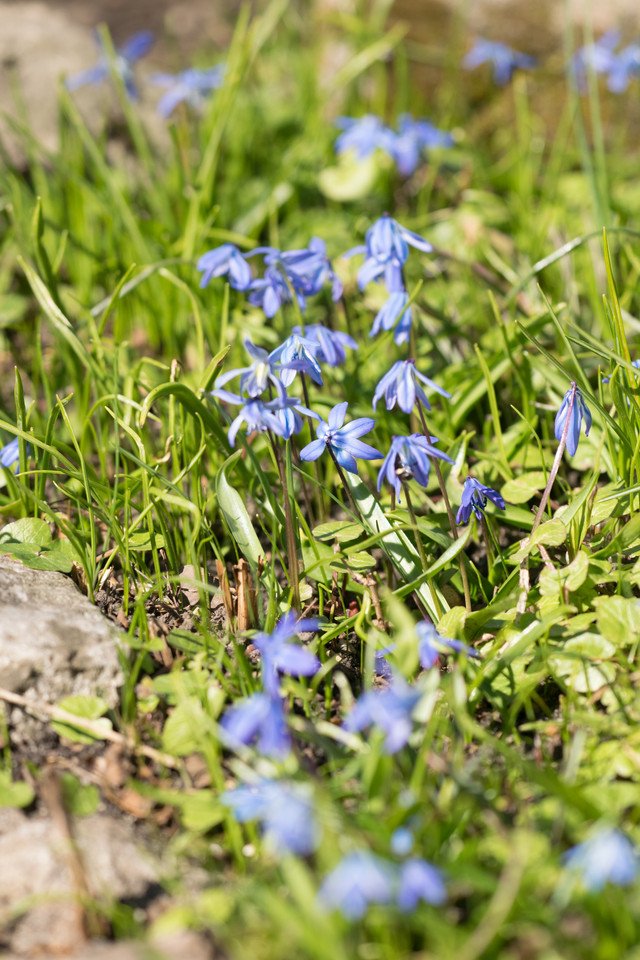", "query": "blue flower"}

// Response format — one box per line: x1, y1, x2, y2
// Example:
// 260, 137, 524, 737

296, 324, 357, 368
373, 360, 450, 414
343, 676, 422, 753
220, 691, 290, 758
221, 779, 320, 855
318, 851, 396, 919
346, 214, 433, 292
299, 401, 382, 475
210, 392, 313, 445
563, 827, 638, 892
151, 64, 225, 117
377, 434, 453, 502
397, 858, 447, 911
253, 610, 321, 697
389, 115, 454, 177
214, 339, 284, 399
248, 267, 306, 318
463, 38, 536, 86
554, 383, 592, 457
456, 477, 506, 525
370, 290, 413, 345
334, 115, 396, 159
197, 243, 252, 291
569, 30, 620, 92
607, 43, 640, 93
66, 30, 154, 99
269, 333, 323, 388
0, 438, 23, 472
390, 827, 414, 856
415, 621, 479, 670
281, 238, 343, 301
